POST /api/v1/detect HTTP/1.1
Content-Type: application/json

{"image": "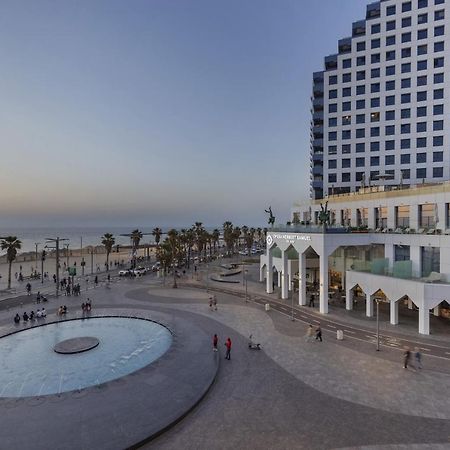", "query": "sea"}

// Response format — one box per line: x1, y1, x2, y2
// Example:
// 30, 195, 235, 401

0, 226, 223, 254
